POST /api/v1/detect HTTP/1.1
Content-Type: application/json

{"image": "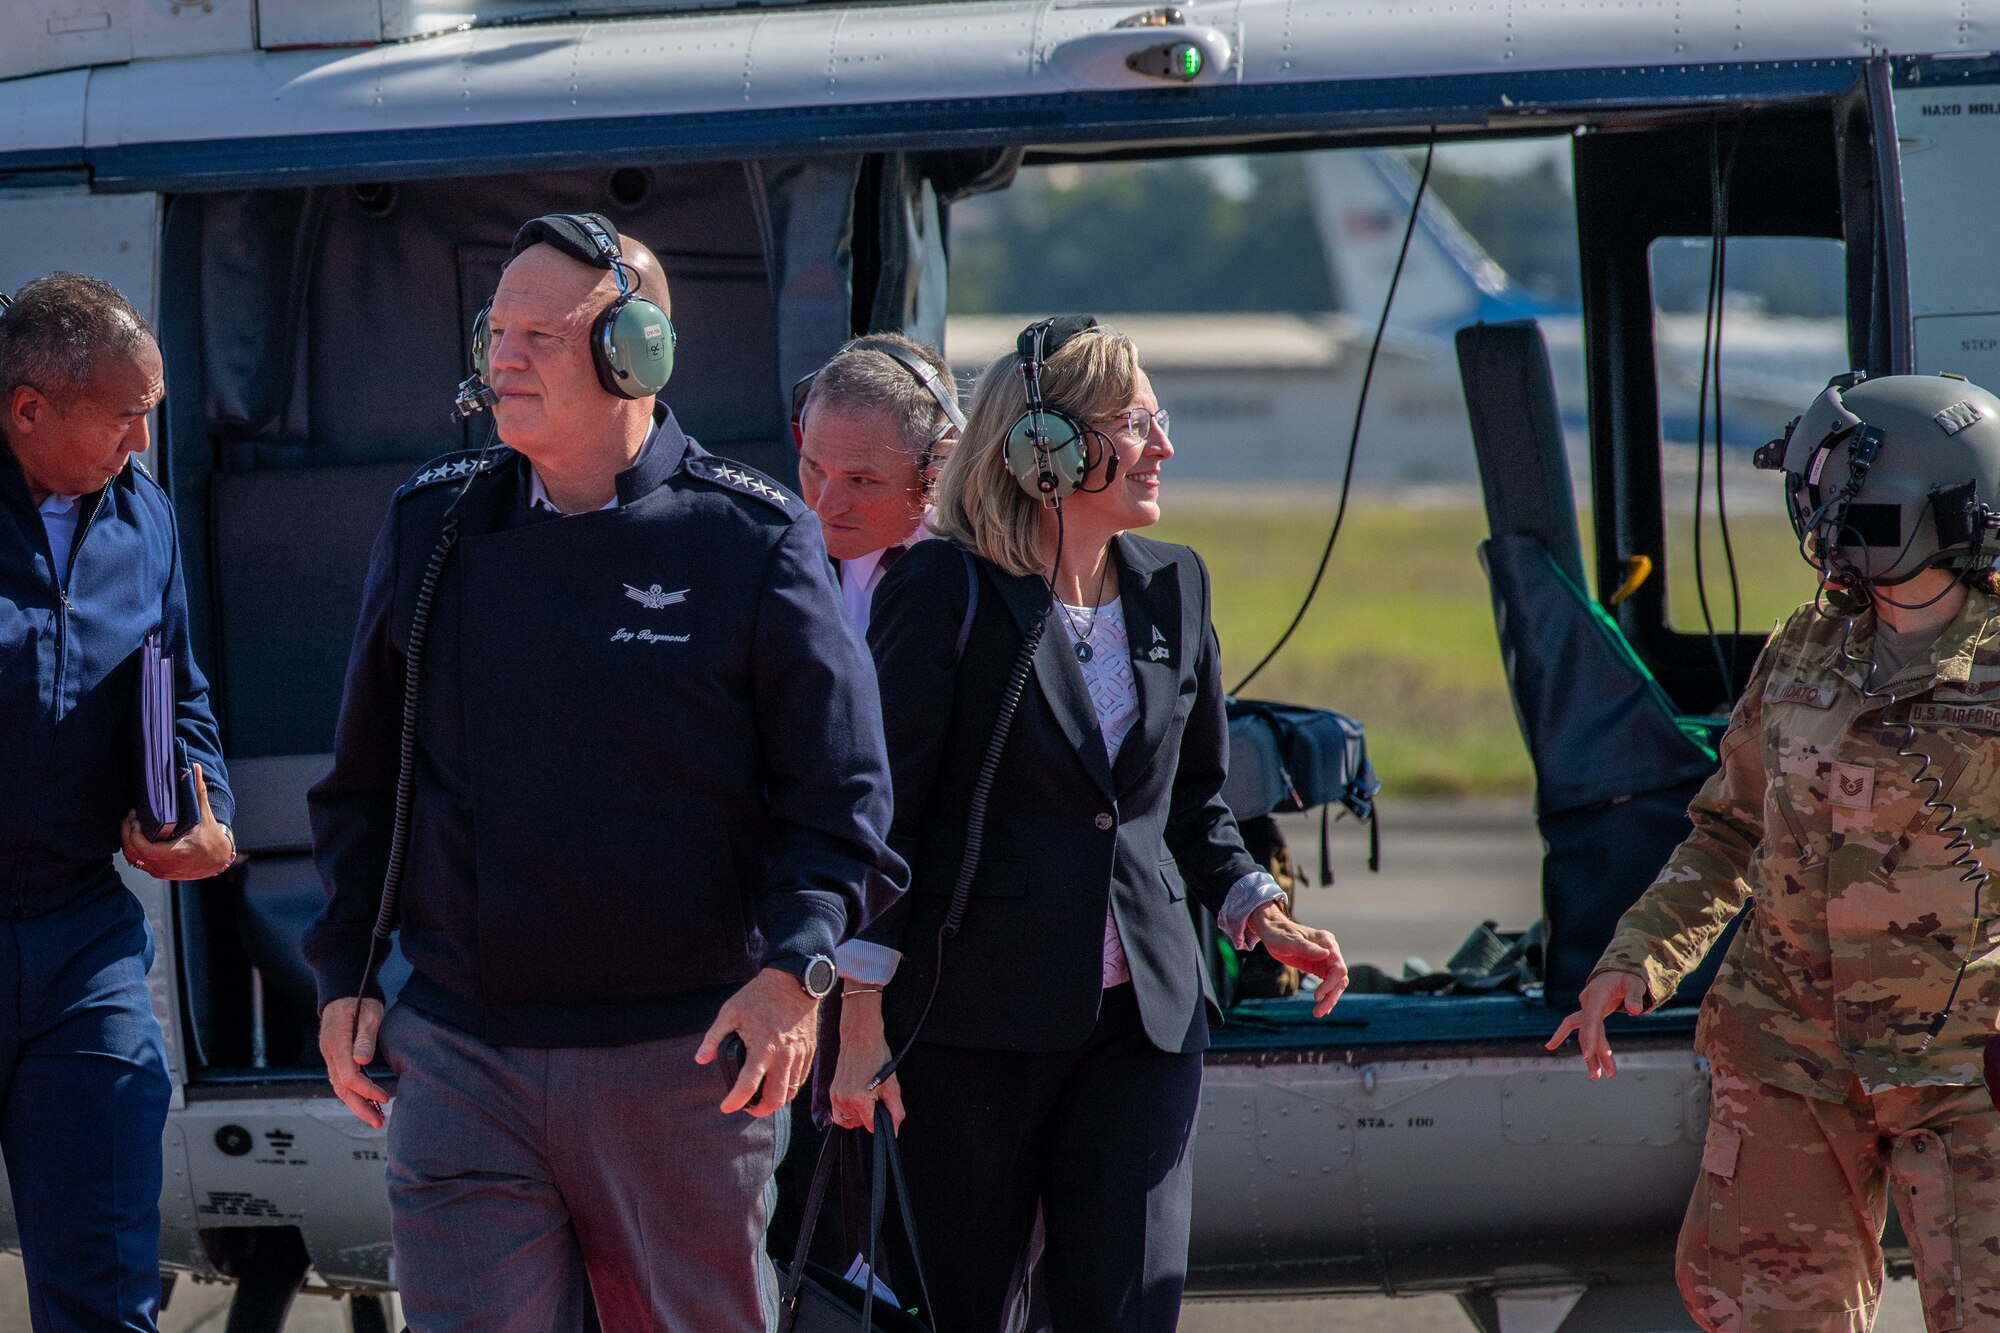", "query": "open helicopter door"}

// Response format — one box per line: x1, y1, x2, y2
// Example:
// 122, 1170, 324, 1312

1455, 320, 1728, 1008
